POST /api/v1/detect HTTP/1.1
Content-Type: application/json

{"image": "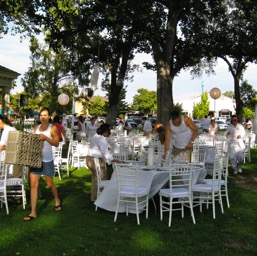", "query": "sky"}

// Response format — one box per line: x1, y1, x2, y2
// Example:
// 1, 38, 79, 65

1, 33, 257, 104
